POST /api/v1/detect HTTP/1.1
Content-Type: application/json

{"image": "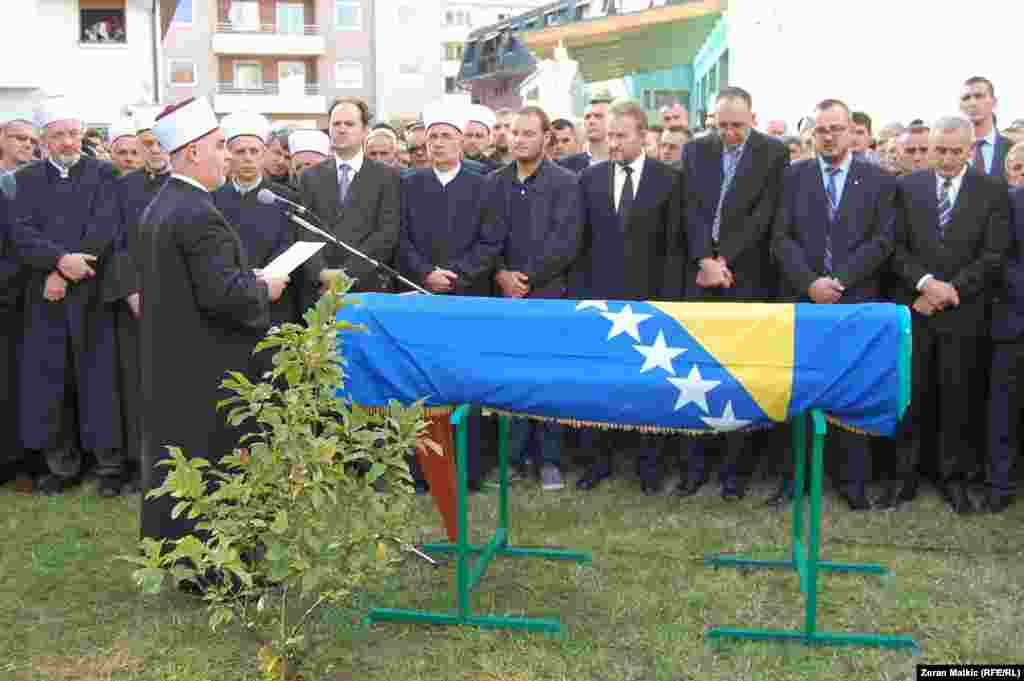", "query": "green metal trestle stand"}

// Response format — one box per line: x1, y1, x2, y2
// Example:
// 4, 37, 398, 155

368, 406, 591, 632
704, 410, 918, 650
